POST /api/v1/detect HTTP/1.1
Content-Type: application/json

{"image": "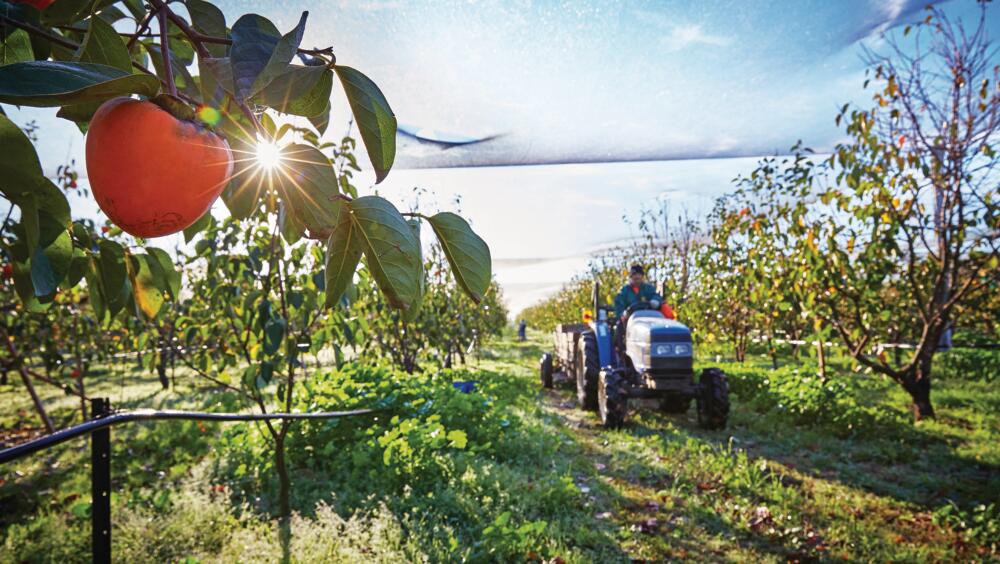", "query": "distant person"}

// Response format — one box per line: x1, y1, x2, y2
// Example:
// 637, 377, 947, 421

517, 319, 527, 341
613, 265, 674, 320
